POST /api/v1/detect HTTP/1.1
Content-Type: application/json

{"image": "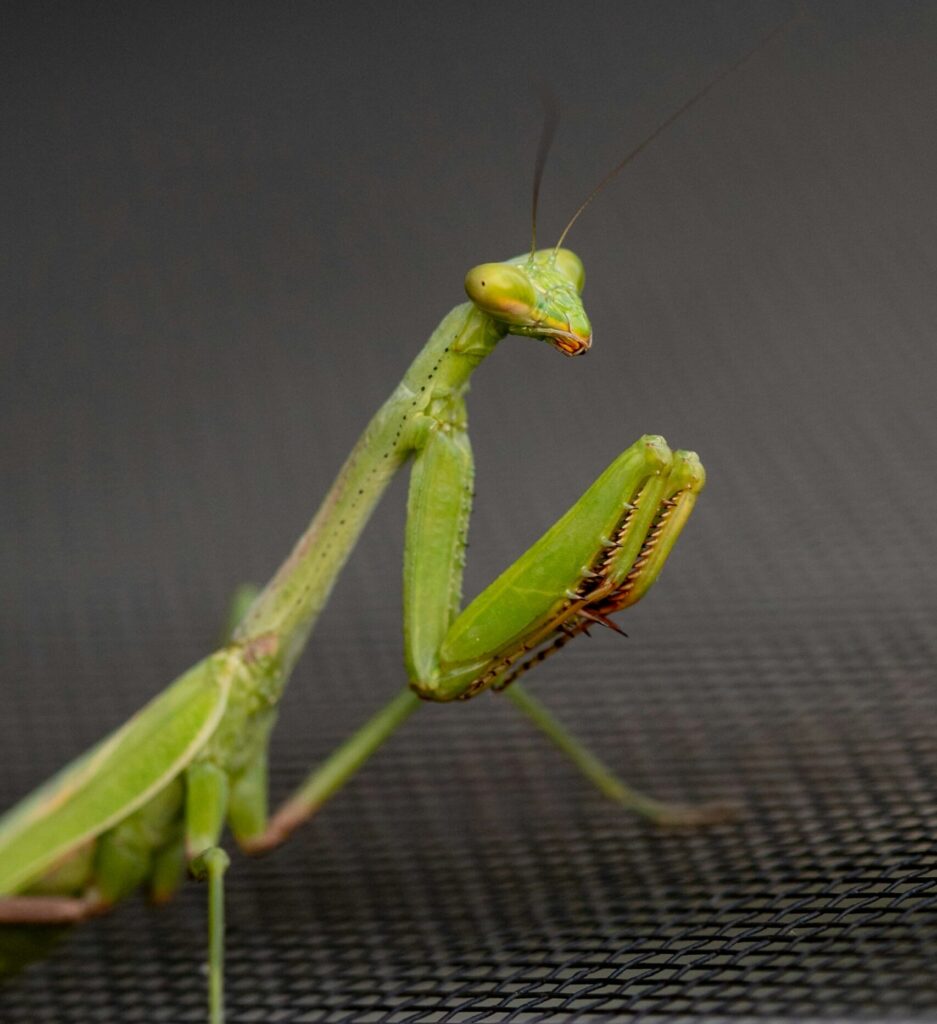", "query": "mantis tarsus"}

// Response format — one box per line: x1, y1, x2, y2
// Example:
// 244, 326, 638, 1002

0, 17, 796, 1023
